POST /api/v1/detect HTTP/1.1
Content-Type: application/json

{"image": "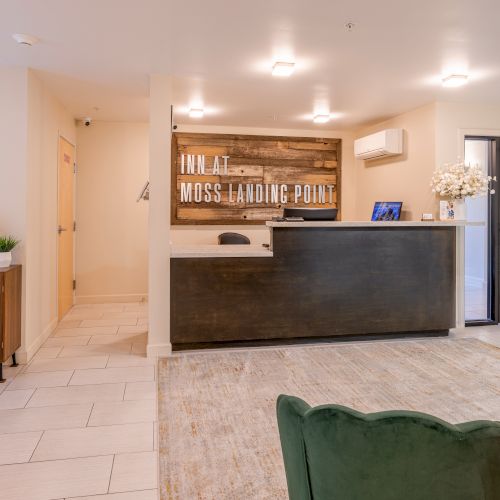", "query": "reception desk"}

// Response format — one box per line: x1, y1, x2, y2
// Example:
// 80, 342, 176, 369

170, 221, 462, 350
